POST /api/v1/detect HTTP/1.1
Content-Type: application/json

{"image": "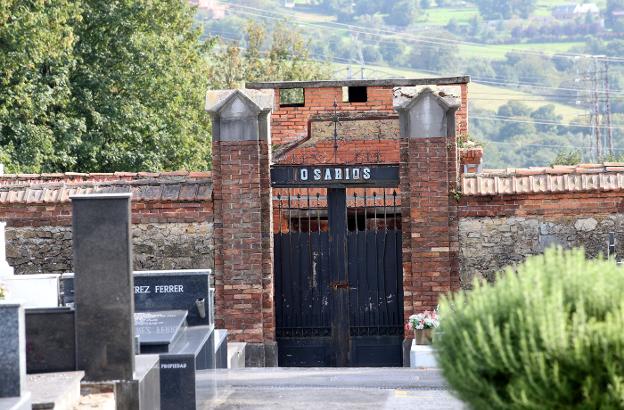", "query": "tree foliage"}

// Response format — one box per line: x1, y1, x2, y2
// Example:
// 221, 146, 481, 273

0, 3, 327, 173
607, 0, 624, 31
386, 0, 419, 27
473, 0, 537, 20
69, 0, 213, 172
436, 248, 624, 409
0, 0, 212, 173
0, 0, 82, 173
207, 21, 330, 89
